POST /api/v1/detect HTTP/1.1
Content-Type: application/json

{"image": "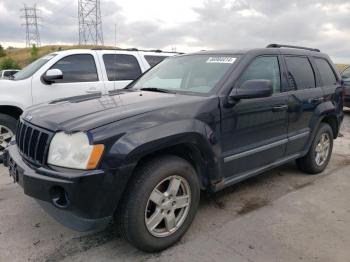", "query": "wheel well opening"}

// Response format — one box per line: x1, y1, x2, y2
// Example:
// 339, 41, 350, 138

321, 116, 338, 138
0, 106, 23, 120
134, 144, 208, 190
